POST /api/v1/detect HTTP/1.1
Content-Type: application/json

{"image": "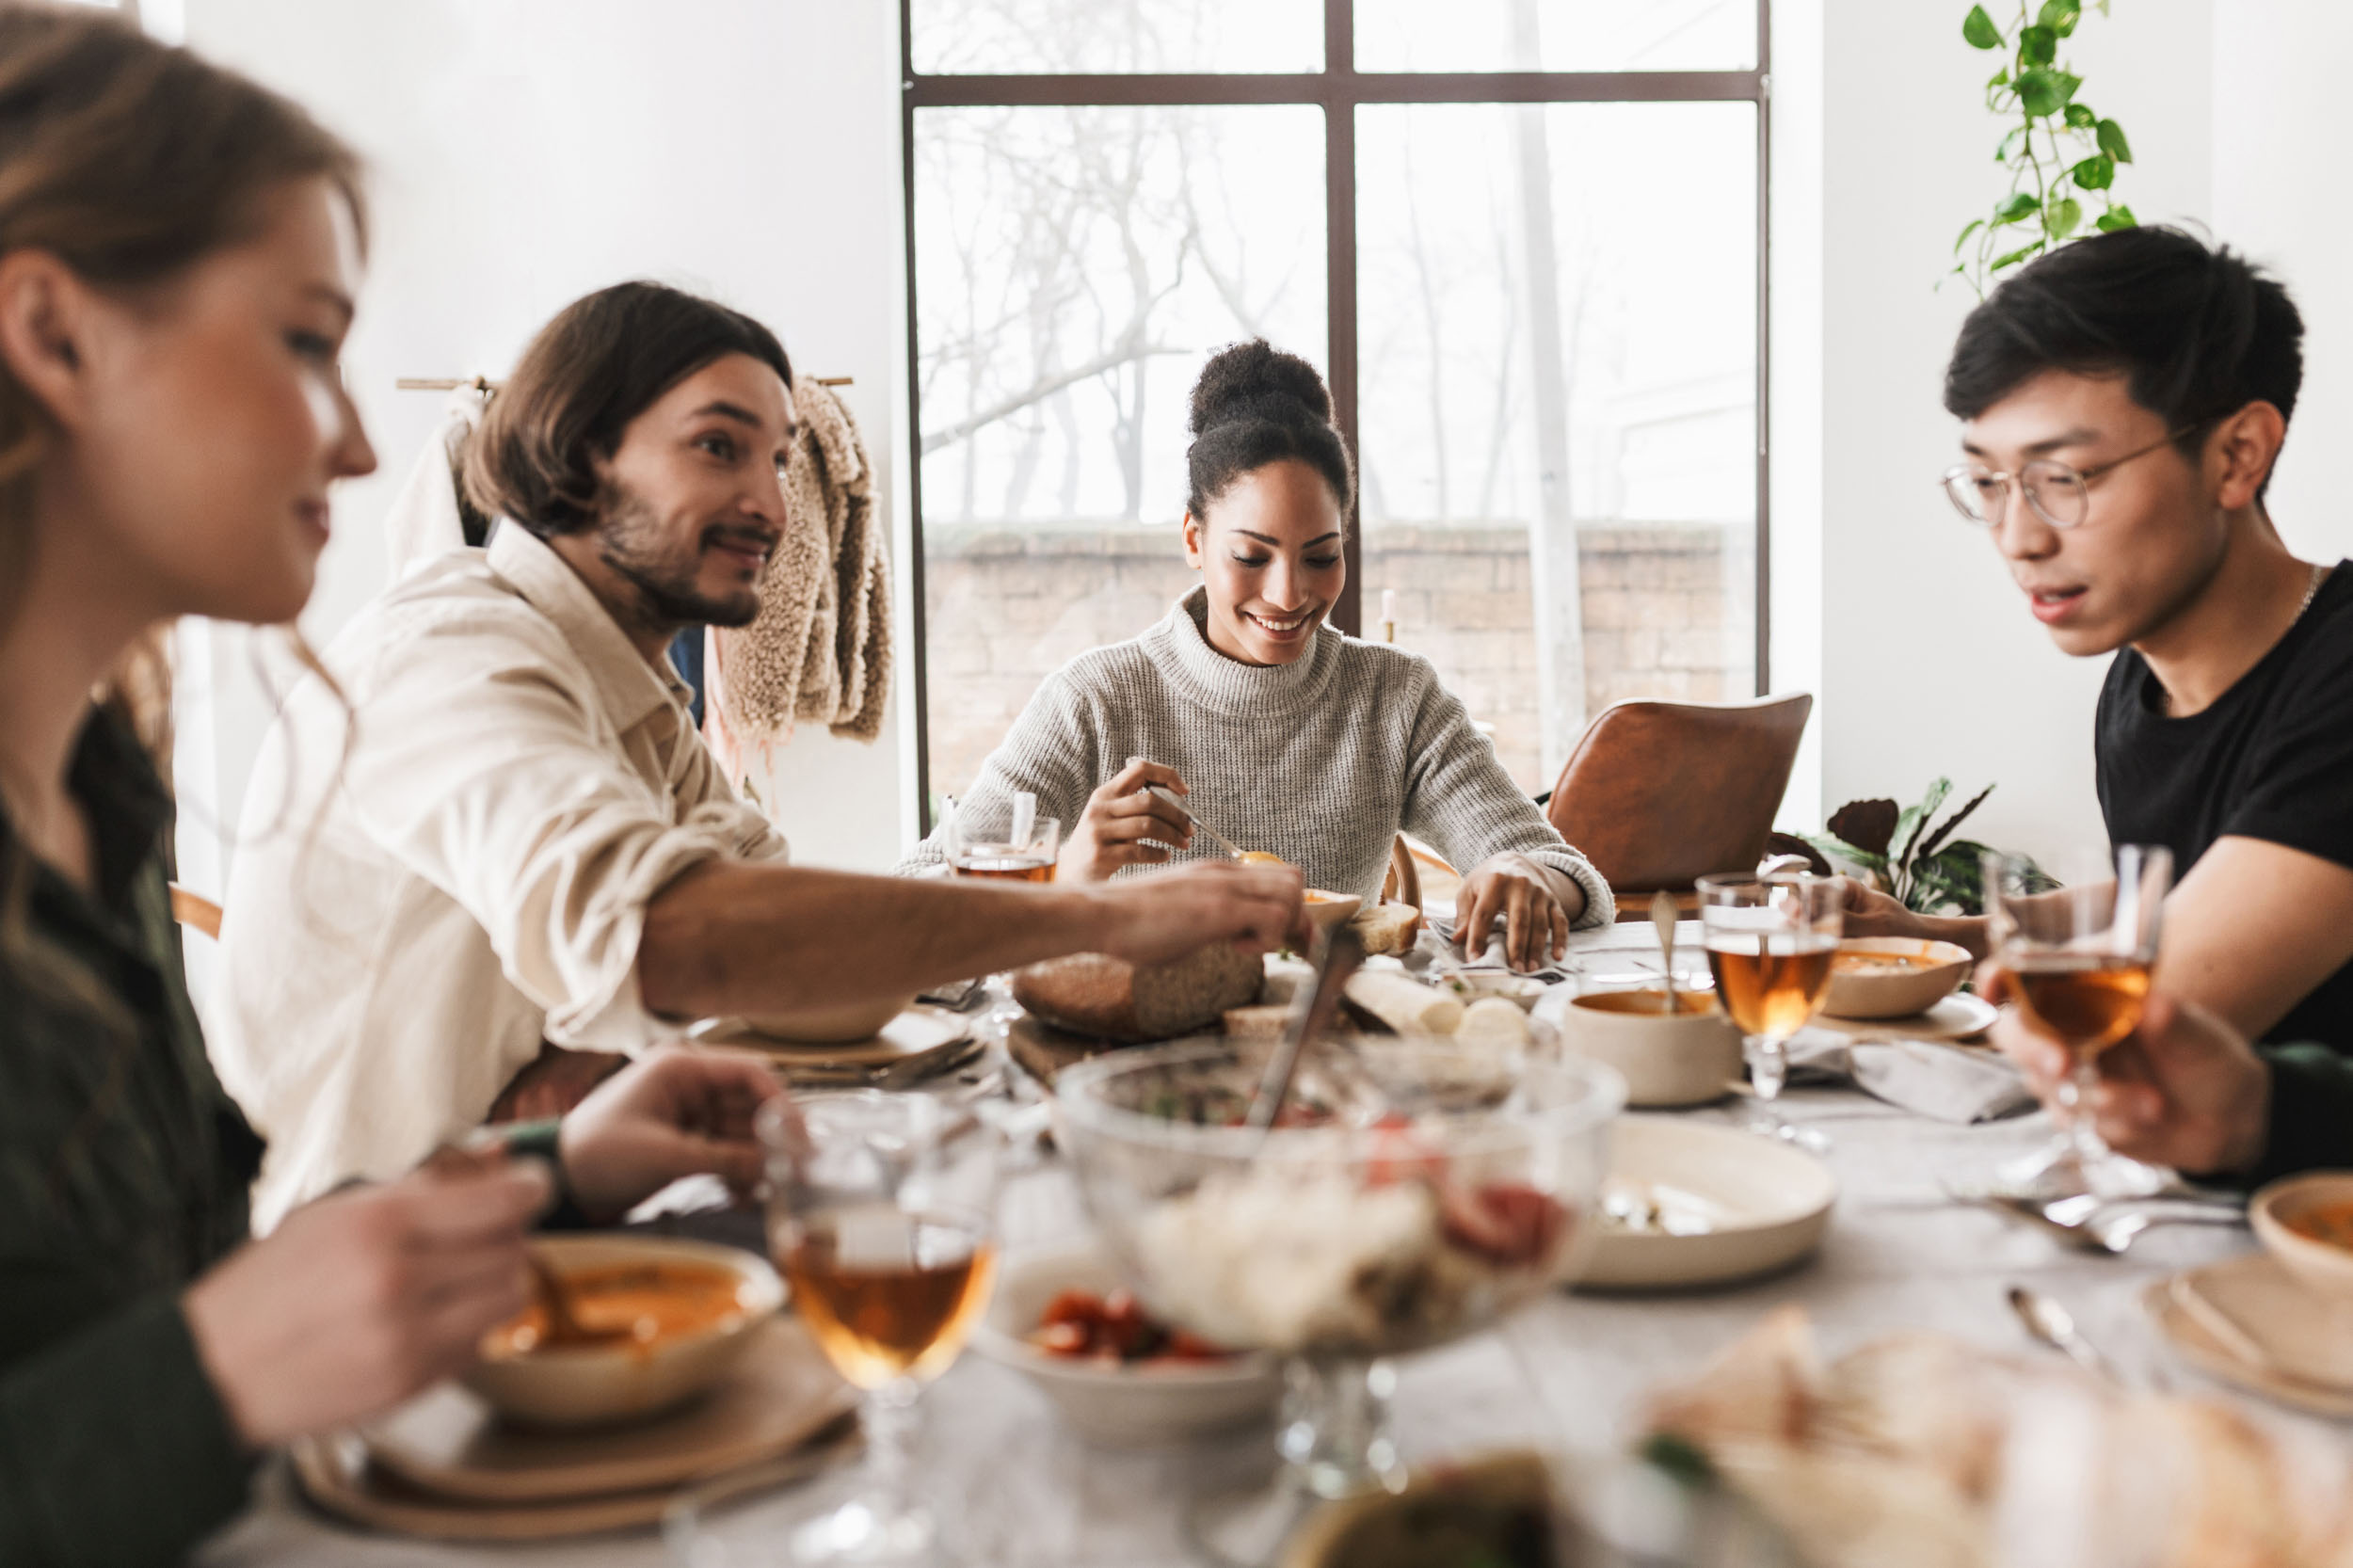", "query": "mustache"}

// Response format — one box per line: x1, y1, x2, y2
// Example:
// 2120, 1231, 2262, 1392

700, 522, 779, 558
